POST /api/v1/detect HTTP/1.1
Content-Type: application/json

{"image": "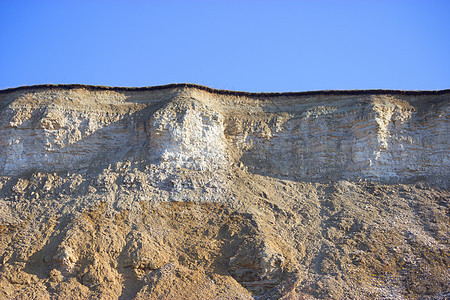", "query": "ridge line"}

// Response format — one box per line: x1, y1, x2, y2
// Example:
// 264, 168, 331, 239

1, 83, 449, 97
